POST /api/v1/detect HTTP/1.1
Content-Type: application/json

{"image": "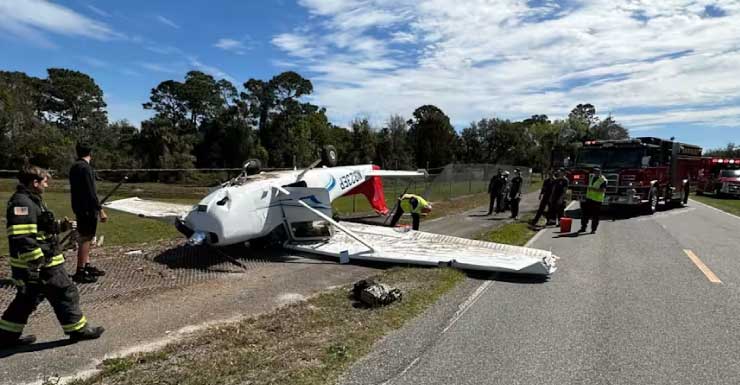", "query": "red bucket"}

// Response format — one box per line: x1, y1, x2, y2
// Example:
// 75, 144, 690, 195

560, 217, 572, 233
